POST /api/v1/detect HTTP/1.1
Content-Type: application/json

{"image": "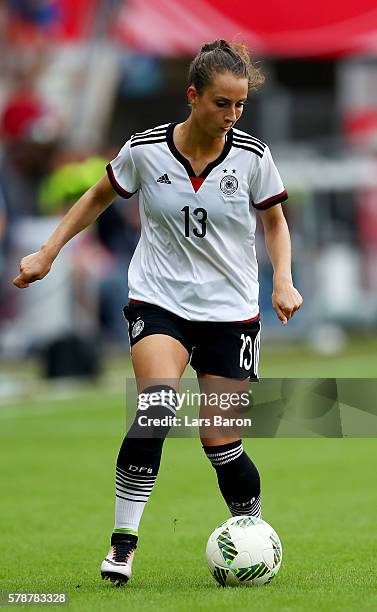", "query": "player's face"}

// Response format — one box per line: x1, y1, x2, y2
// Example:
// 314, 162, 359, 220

189, 72, 249, 138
